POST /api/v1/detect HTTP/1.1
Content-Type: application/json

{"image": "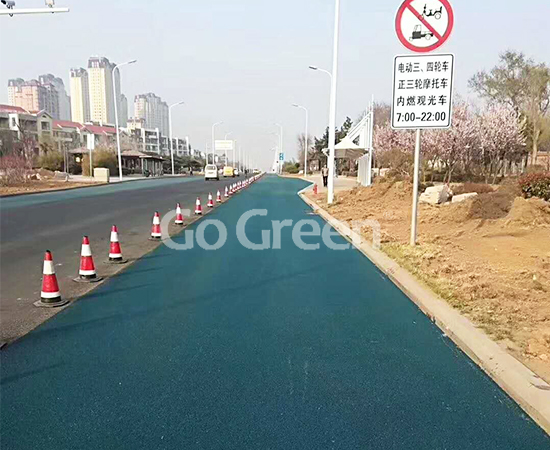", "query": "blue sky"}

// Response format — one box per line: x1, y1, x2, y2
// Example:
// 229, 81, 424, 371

1, 0, 548, 169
